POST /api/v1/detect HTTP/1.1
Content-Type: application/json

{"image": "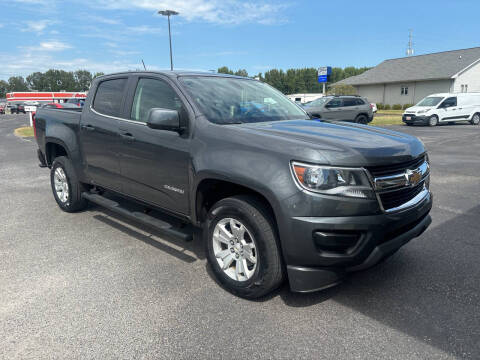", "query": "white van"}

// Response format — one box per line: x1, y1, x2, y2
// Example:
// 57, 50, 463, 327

402, 93, 480, 126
